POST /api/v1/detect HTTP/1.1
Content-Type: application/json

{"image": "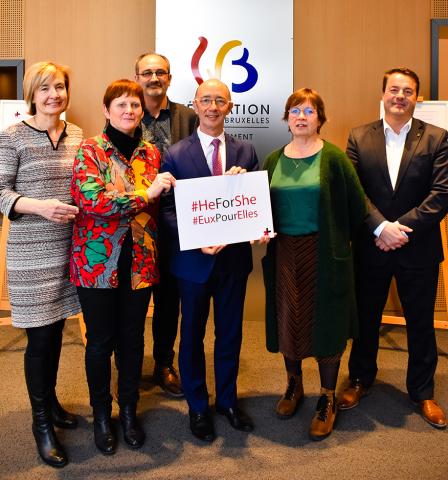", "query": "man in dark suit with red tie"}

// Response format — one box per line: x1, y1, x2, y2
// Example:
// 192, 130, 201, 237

339, 67, 448, 429
160, 79, 259, 442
